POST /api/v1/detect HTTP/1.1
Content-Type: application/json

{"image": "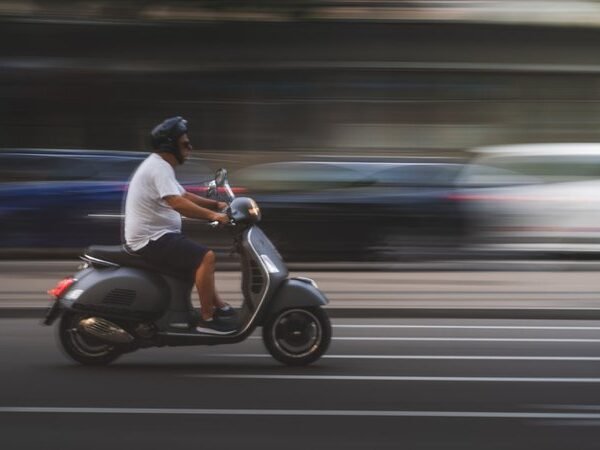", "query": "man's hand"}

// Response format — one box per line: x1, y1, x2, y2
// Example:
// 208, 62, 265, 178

212, 212, 230, 225
216, 201, 228, 212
